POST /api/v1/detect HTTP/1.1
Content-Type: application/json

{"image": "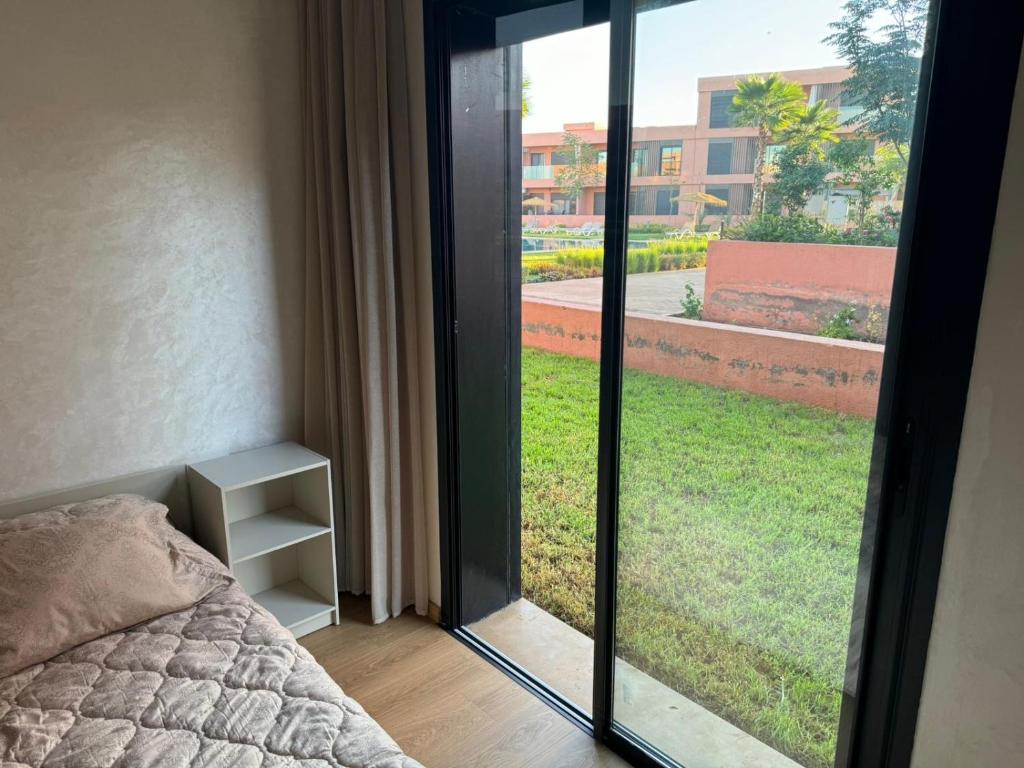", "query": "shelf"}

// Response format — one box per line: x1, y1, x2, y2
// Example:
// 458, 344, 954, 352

189, 442, 328, 491
251, 580, 335, 630
188, 442, 338, 640
229, 506, 331, 563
